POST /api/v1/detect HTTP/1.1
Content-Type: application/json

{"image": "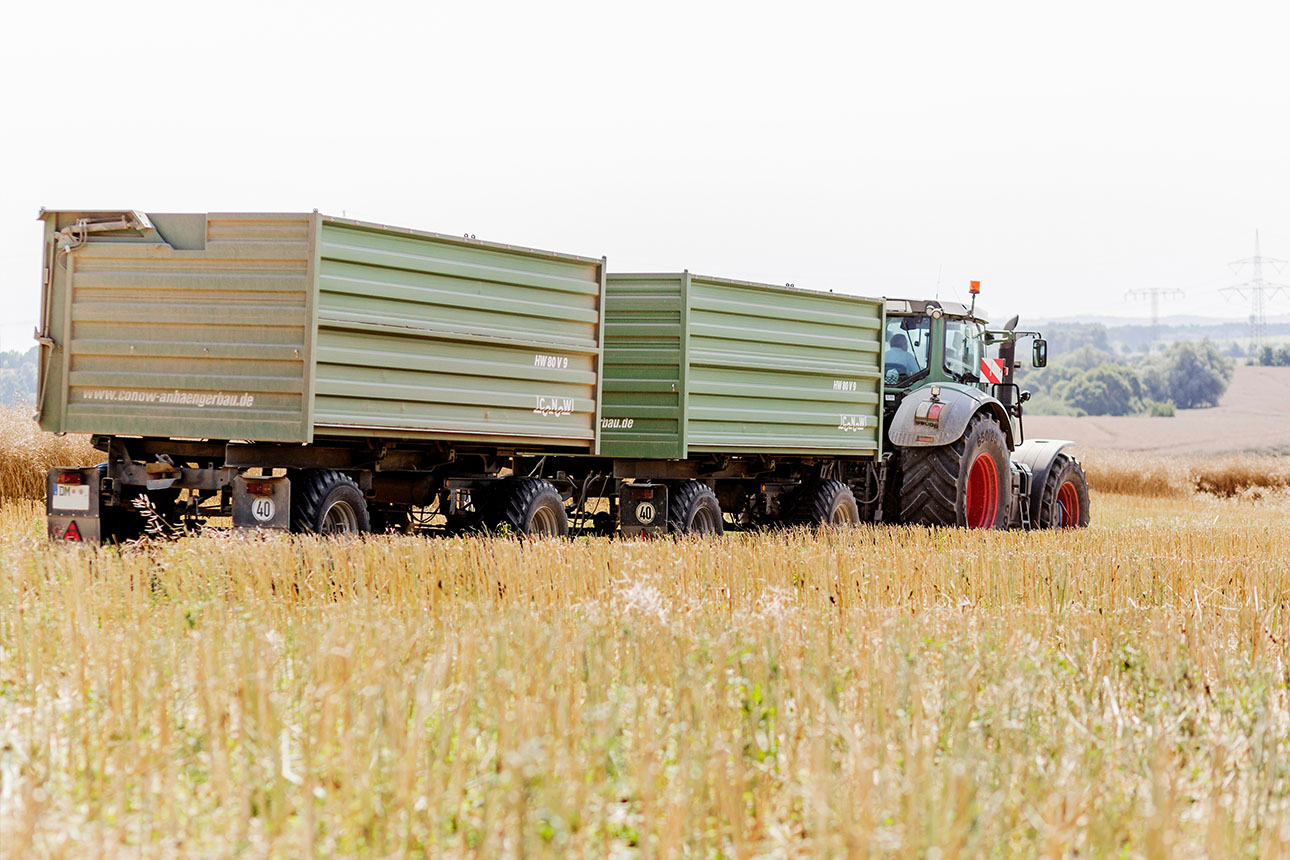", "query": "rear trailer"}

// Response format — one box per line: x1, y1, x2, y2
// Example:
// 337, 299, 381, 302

37, 210, 606, 541
36, 210, 604, 449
